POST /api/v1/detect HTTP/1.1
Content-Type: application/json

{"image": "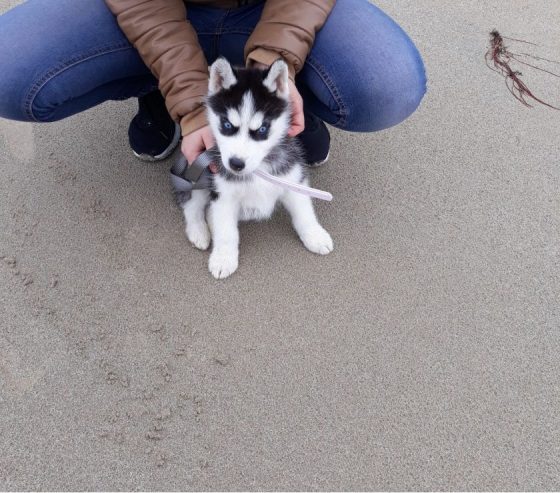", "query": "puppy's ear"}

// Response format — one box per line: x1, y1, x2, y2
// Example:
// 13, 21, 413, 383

209, 57, 237, 94
262, 59, 289, 100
